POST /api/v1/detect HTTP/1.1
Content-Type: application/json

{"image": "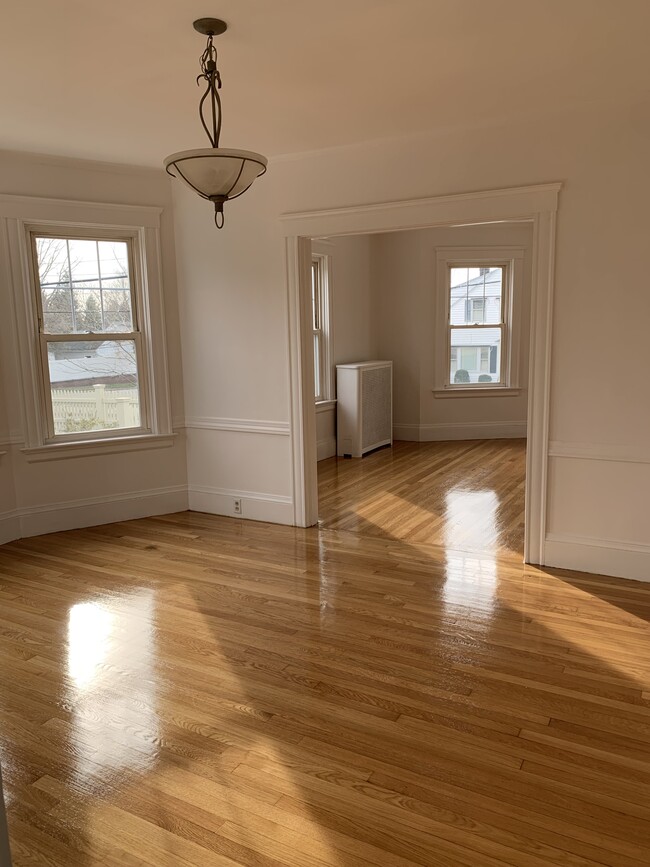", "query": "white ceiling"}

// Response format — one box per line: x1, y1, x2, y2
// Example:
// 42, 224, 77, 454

2, 0, 649, 167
